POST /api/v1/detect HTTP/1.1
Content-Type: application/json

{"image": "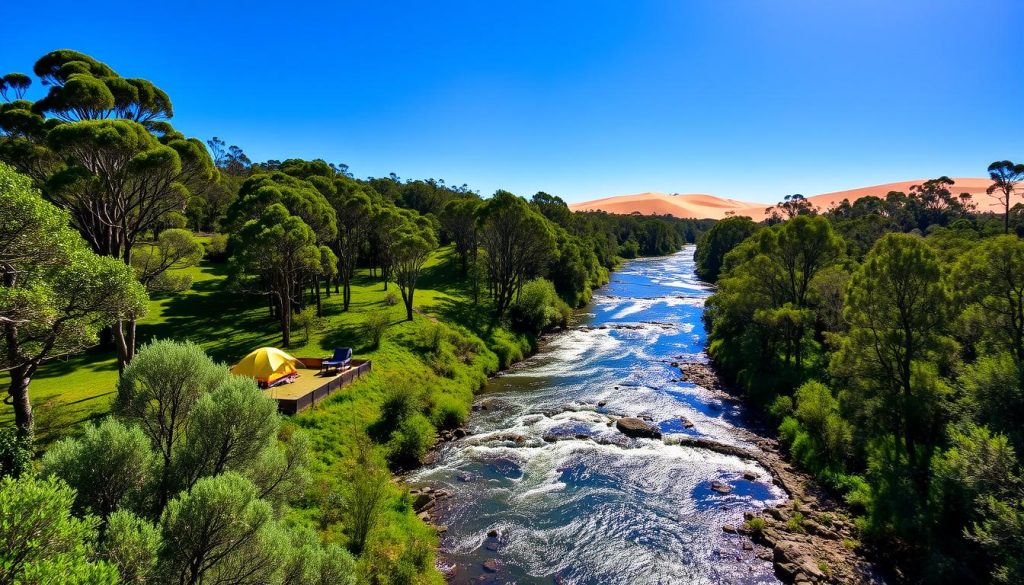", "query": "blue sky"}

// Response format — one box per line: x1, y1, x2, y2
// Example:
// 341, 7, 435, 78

3, 1, 1022, 203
